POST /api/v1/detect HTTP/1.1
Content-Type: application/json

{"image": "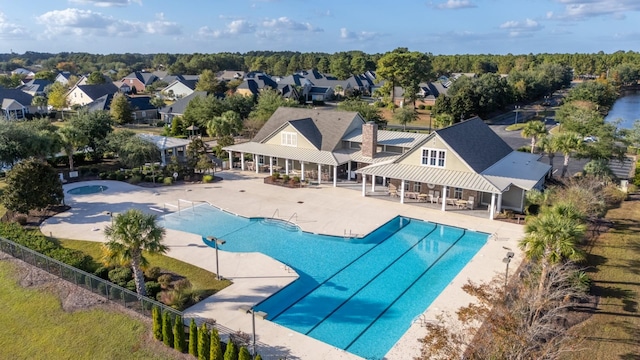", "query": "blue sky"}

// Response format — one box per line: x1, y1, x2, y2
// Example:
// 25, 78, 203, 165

0, 0, 639, 55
